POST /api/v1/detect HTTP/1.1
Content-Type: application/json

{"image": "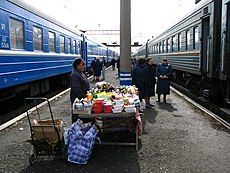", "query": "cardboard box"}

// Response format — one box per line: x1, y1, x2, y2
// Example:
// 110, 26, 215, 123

32, 119, 64, 143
